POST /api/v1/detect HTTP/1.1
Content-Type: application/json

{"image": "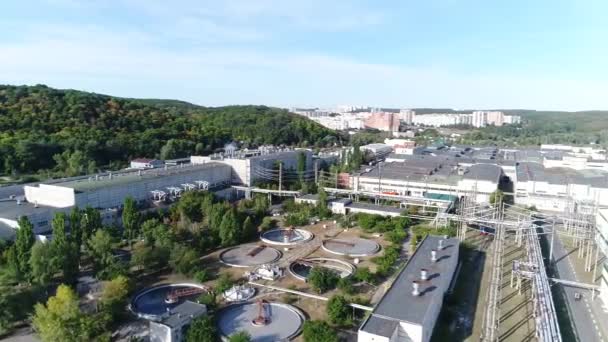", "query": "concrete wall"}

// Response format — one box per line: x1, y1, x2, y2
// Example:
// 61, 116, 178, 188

25, 184, 76, 208
149, 322, 171, 342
